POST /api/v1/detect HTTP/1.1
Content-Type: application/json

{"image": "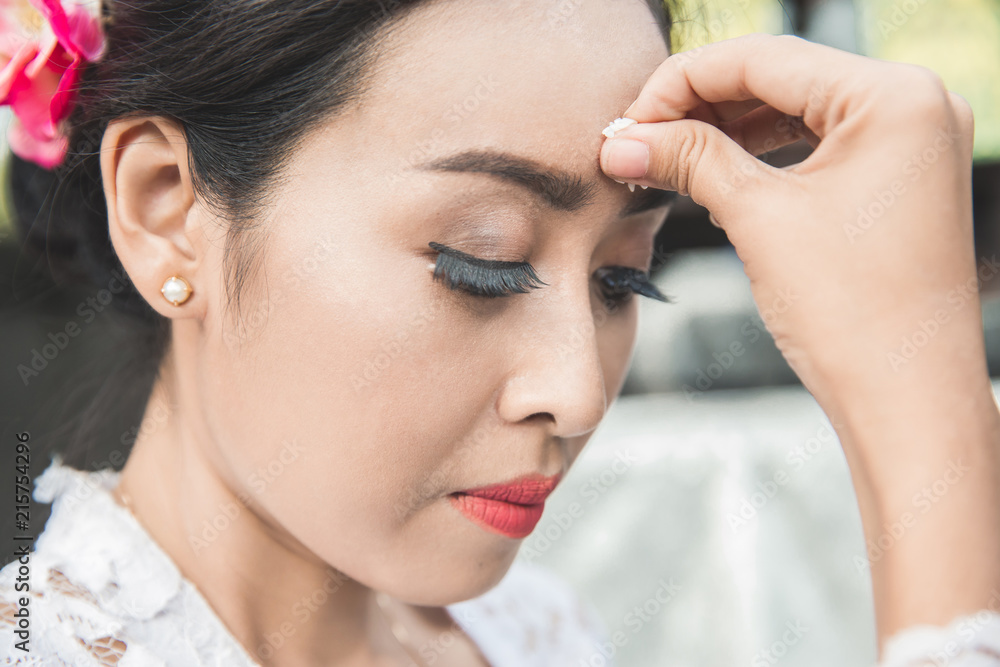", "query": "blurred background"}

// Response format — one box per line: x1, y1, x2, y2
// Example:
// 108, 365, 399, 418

2, 1, 999, 666
522, 2, 1000, 667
